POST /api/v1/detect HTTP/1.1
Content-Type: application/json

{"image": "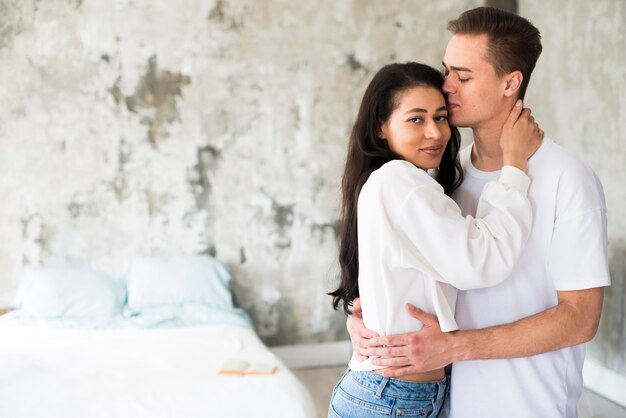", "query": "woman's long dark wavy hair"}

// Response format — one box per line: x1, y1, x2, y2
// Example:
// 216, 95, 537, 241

329, 62, 463, 315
